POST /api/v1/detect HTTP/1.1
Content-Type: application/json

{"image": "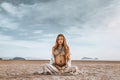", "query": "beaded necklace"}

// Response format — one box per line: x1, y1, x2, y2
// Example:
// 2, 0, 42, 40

58, 46, 63, 63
